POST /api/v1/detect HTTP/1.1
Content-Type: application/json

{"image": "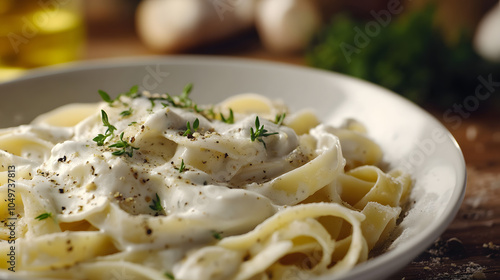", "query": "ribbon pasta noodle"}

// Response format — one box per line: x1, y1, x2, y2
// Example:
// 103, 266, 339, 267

0, 87, 411, 280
